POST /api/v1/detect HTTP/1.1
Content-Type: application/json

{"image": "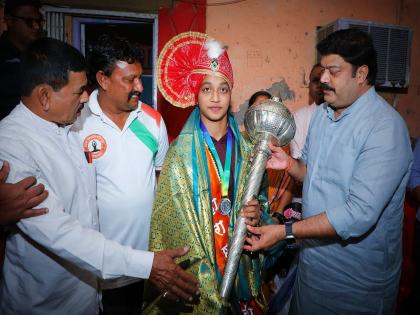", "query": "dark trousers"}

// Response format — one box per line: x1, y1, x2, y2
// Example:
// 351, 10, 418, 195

100, 280, 144, 315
